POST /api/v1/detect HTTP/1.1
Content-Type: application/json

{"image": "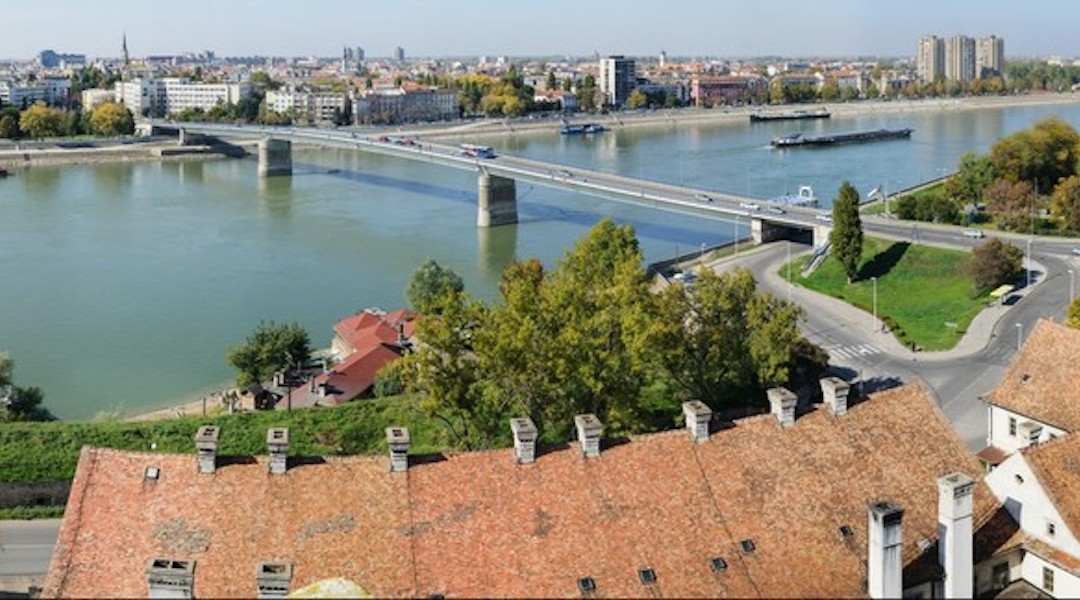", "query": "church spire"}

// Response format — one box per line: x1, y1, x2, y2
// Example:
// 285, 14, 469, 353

122, 32, 129, 66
